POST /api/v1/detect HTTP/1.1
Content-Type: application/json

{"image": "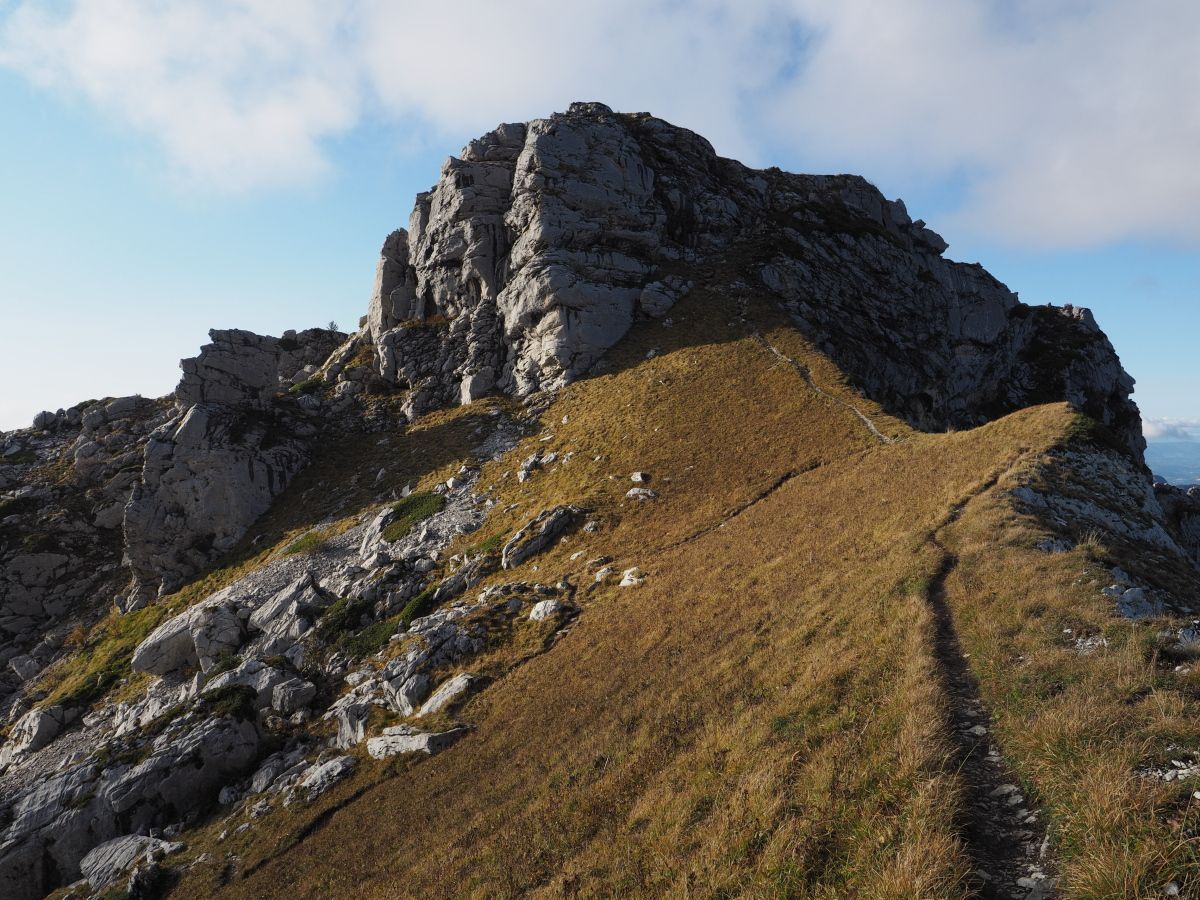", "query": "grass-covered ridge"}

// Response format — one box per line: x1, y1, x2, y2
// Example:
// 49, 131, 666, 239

75, 283, 1200, 897
171, 289, 998, 896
